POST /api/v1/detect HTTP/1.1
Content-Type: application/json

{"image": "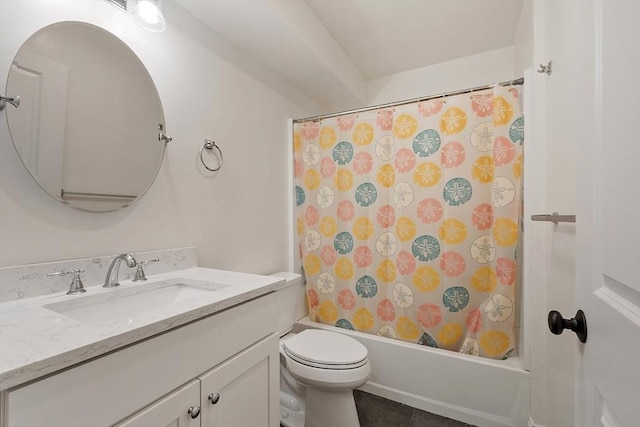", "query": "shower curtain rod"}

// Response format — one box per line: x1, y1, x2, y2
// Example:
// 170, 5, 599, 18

293, 77, 524, 123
